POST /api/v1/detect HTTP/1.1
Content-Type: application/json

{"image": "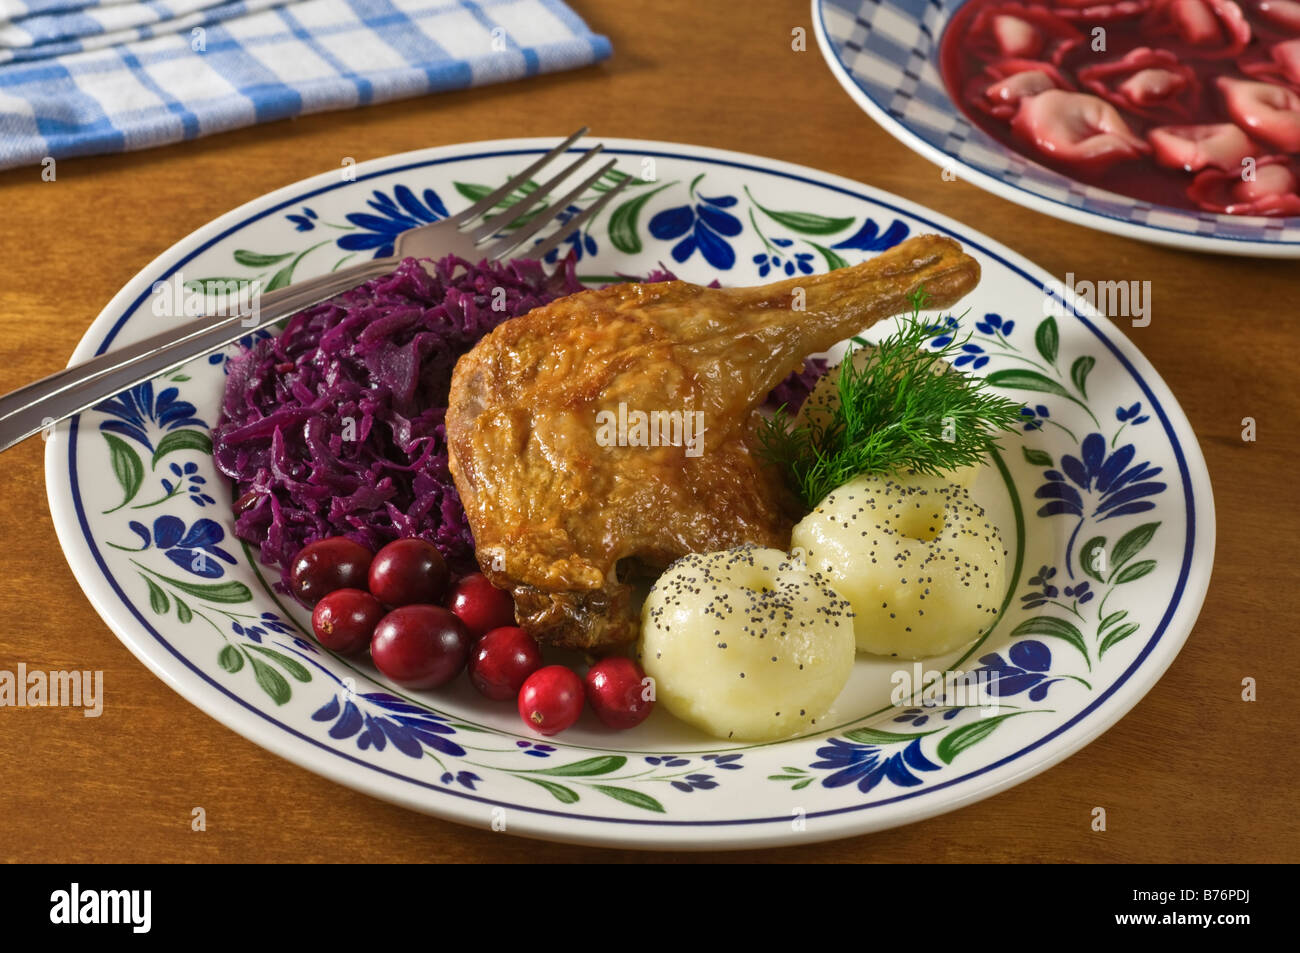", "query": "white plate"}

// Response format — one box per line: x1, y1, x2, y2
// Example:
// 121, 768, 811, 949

812, 0, 1300, 257
46, 136, 1215, 849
